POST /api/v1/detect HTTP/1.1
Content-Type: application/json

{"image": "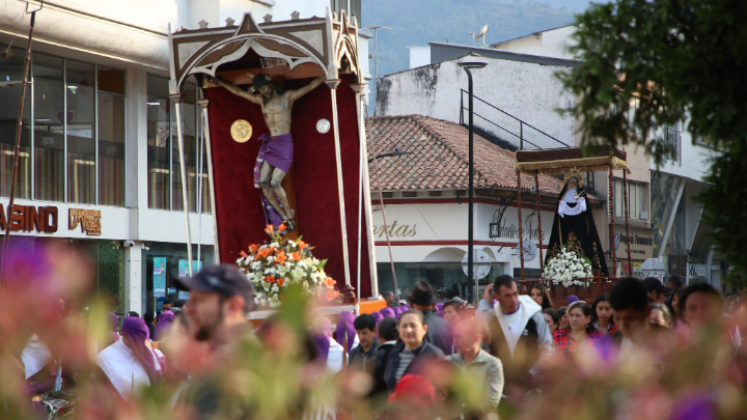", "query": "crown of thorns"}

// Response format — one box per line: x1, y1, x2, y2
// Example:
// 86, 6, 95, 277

247, 73, 273, 94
